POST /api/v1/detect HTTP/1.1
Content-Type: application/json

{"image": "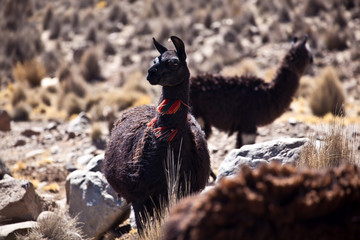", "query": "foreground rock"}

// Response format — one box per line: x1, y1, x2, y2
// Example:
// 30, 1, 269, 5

0, 177, 43, 224
217, 138, 308, 181
163, 163, 360, 240
0, 221, 38, 240
66, 169, 130, 239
